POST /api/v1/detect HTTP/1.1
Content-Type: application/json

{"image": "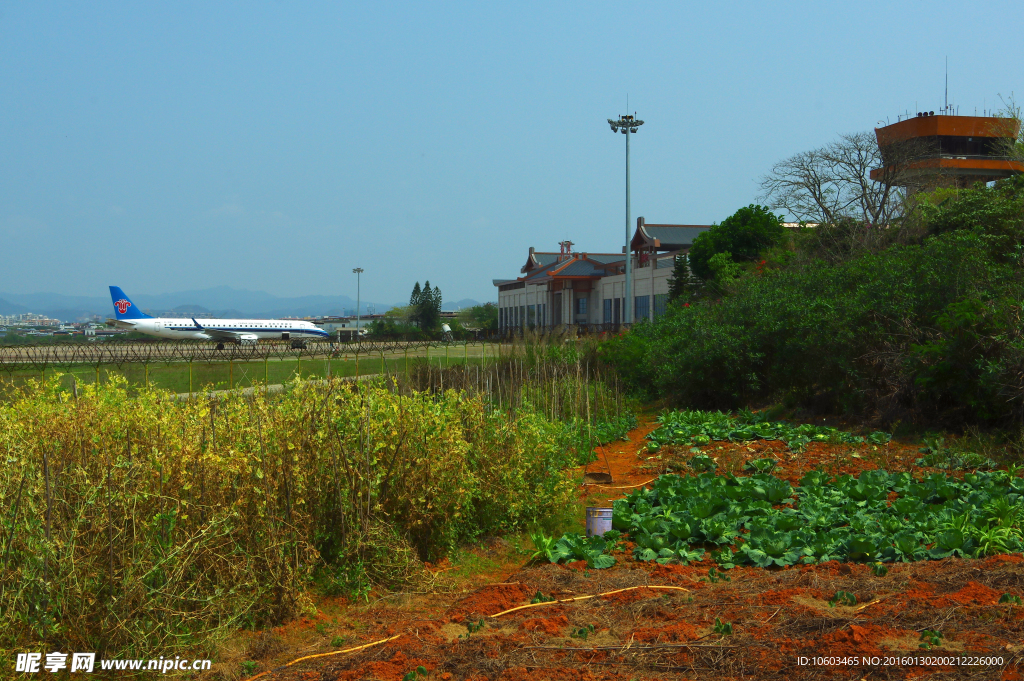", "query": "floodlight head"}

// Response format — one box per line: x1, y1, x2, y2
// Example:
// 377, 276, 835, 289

630, 128, 638, 133
610, 124, 617, 132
